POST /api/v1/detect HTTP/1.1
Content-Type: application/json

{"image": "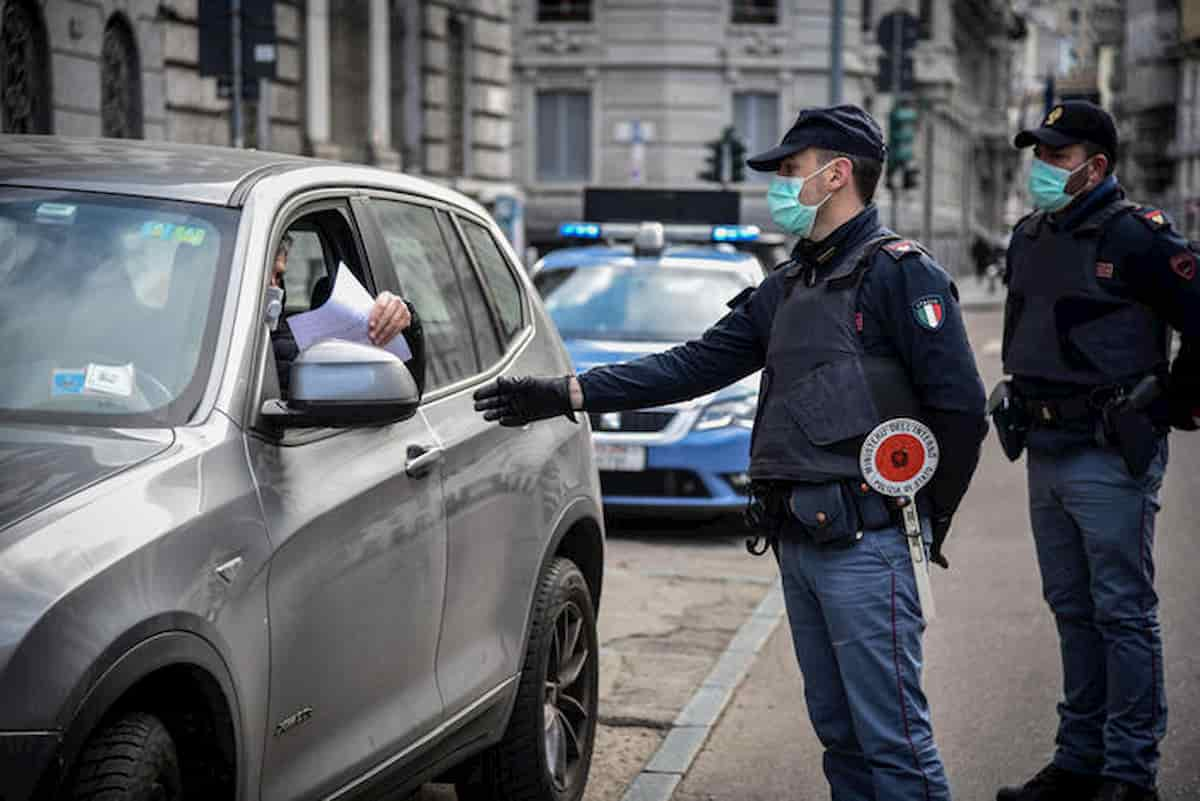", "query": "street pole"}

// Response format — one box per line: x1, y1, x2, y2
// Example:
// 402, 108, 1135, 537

830, 0, 843, 104
922, 97, 934, 247
257, 78, 270, 150
230, 0, 244, 149
889, 10, 902, 231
